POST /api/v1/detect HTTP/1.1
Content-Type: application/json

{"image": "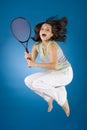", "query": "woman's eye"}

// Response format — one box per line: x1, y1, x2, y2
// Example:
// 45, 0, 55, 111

46, 29, 50, 31
41, 28, 44, 30
41, 28, 50, 32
